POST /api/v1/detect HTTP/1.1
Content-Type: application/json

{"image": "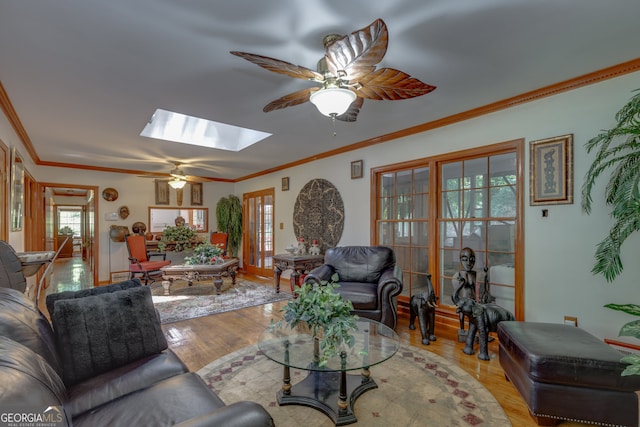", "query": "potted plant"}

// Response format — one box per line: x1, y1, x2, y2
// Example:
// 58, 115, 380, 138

276, 274, 360, 366
582, 88, 640, 376
158, 225, 197, 252
183, 242, 224, 265
604, 303, 640, 376
581, 88, 640, 282
59, 226, 74, 236
216, 195, 242, 257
